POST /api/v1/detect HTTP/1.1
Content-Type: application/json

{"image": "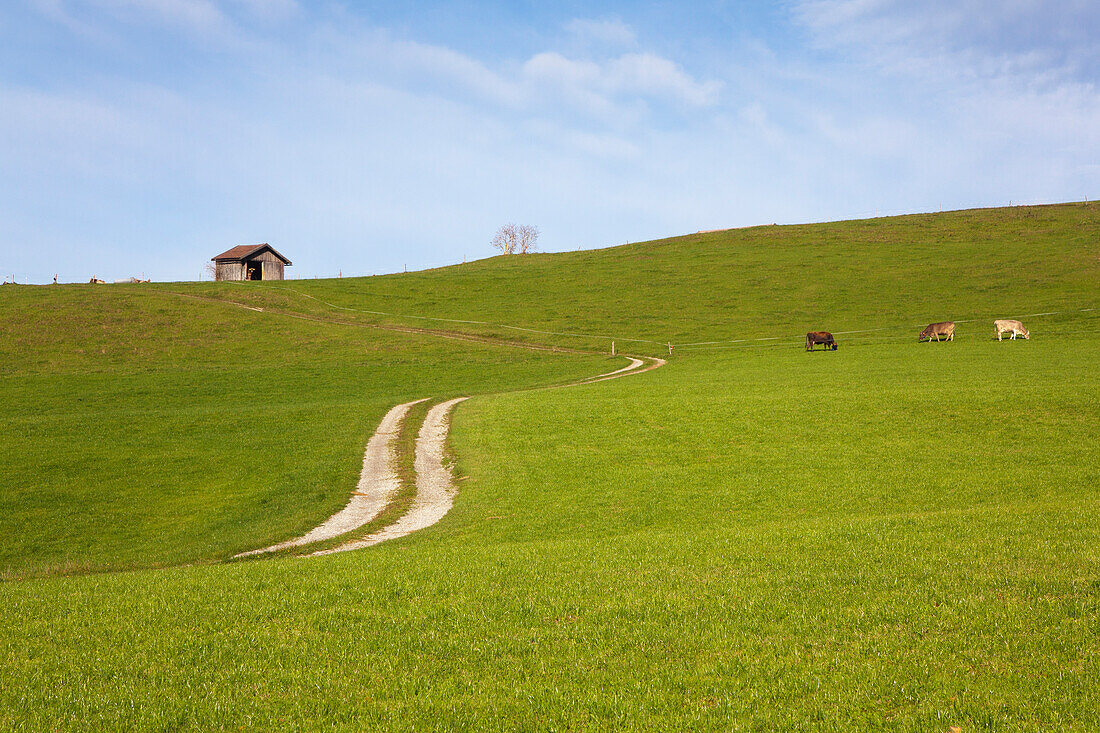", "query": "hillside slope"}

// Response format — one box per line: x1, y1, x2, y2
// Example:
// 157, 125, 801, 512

2, 202, 1098, 730
177, 202, 1100, 354
0, 287, 609, 577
